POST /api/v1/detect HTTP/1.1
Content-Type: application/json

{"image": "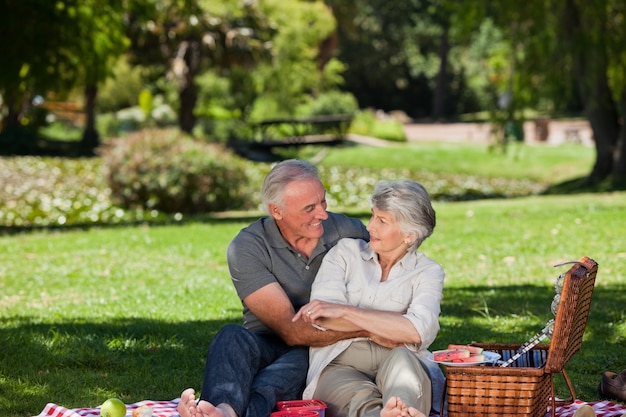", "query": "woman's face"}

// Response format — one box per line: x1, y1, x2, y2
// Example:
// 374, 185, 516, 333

366, 207, 411, 256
